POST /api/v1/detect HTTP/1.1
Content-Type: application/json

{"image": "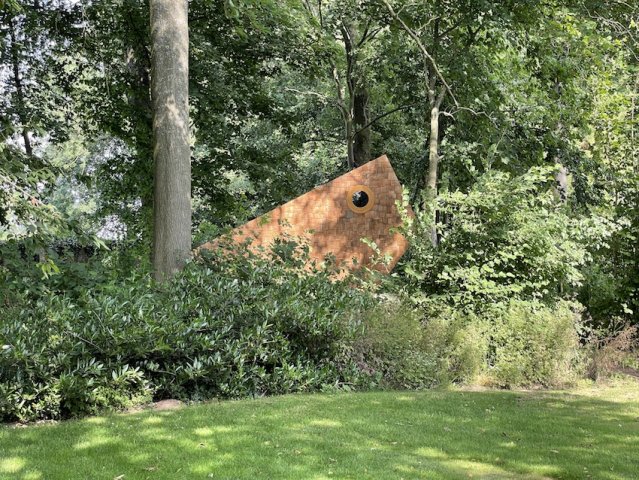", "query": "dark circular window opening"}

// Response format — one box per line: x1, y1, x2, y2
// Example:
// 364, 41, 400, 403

352, 190, 369, 208
346, 184, 374, 213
